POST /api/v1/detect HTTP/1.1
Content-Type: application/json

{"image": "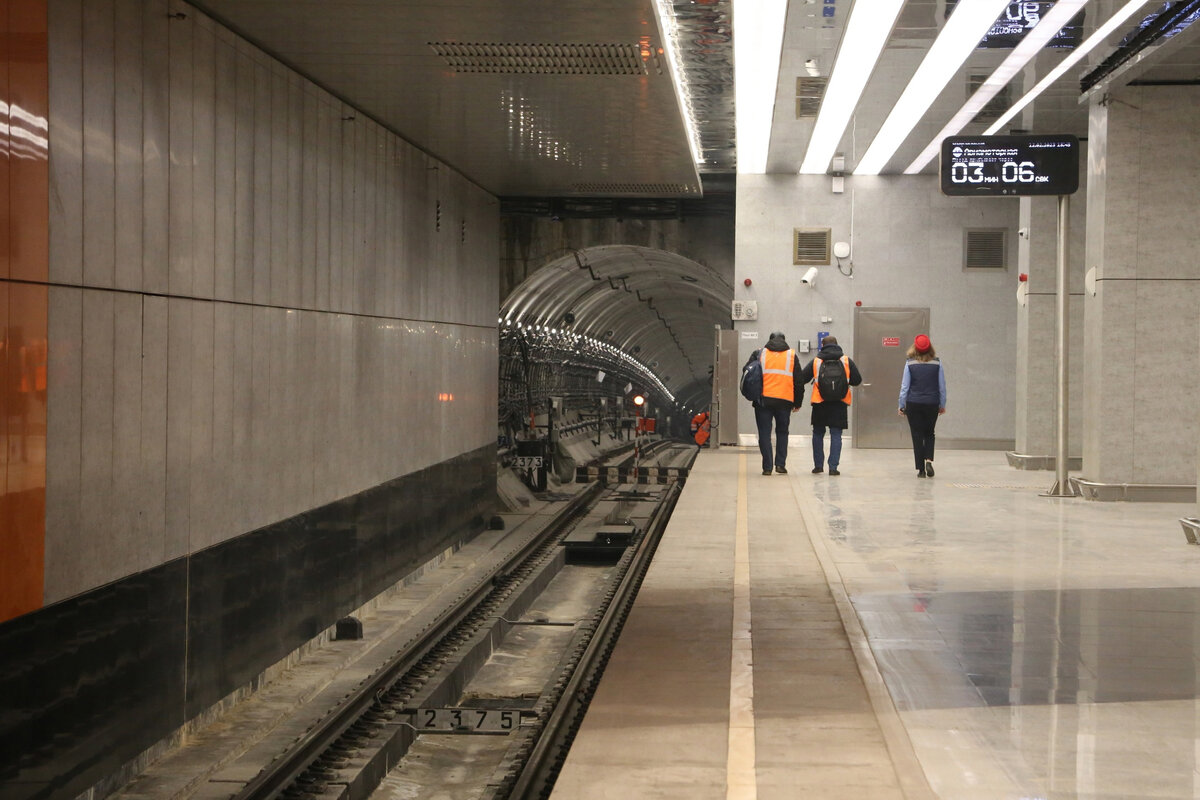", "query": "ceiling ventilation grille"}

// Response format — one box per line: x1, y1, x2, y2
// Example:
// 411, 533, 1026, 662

571, 182, 695, 195
964, 229, 1008, 269
967, 75, 1012, 122
795, 77, 827, 118
793, 228, 831, 266
429, 42, 646, 75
